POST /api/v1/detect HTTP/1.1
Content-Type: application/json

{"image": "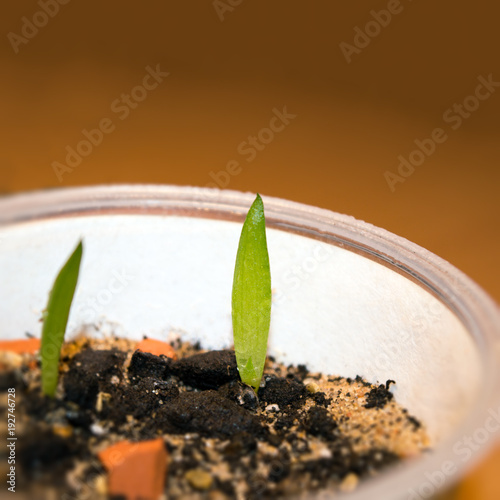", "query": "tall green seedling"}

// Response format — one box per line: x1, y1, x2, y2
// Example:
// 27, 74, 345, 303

232, 194, 271, 392
41, 241, 83, 397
